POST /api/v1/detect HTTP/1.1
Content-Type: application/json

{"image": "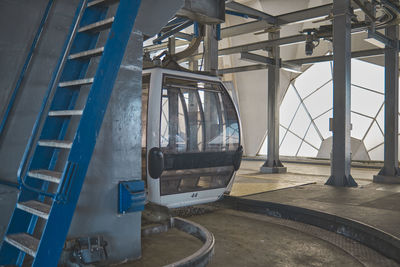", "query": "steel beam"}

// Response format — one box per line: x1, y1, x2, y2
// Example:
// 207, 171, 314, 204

168, 36, 176, 54
217, 48, 385, 74
225, 1, 277, 24
217, 64, 267, 74
190, 34, 306, 61
144, 39, 188, 53
204, 24, 218, 73
374, 24, 400, 184
326, 0, 357, 187
221, 20, 271, 39
276, 4, 332, 25
285, 48, 384, 65
152, 20, 193, 44
260, 31, 286, 174
240, 52, 276, 66
220, 4, 332, 38
174, 32, 193, 41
